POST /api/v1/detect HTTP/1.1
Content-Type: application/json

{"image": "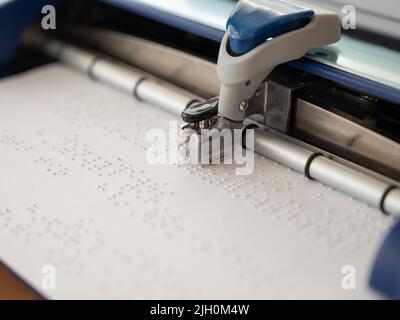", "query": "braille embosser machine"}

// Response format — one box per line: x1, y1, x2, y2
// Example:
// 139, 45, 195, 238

1, 0, 400, 299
